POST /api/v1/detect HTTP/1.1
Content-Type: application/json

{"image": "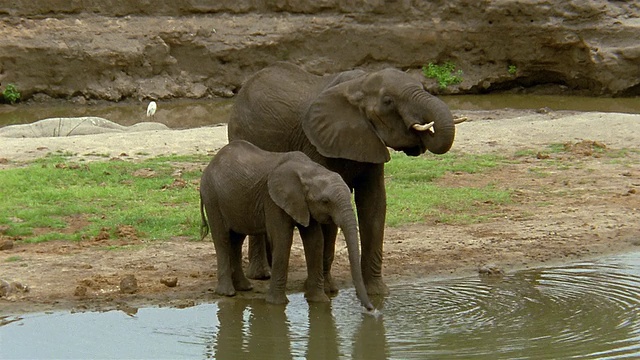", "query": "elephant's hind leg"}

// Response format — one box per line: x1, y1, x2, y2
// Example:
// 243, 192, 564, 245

247, 234, 271, 280
230, 232, 252, 291
212, 230, 237, 297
